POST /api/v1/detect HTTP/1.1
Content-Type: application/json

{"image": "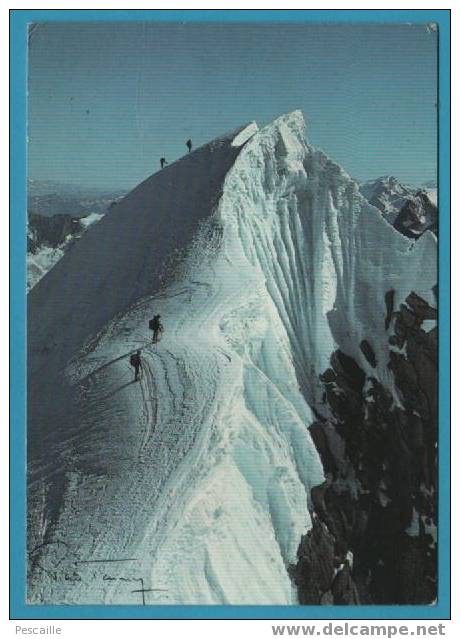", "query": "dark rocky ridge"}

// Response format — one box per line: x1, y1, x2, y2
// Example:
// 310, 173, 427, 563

394, 192, 438, 239
291, 290, 437, 605
27, 183, 125, 218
